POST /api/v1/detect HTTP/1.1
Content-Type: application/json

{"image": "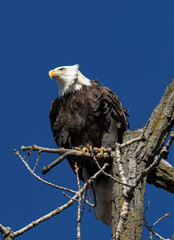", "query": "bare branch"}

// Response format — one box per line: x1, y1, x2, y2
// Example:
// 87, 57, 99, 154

42, 151, 73, 174
144, 215, 170, 240
27, 150, 31, 164
151, 213, 169, 227
147, 160, 174, 193
144, 202, 170, 240
14, 149, 77, 194
160, 159, 173, 168
63, 192, 78, 201
63, 190, 94, 208
1, 163, 108, 238
33, 151, 42, 172
20, 144, 113, 159
0, 225, 14, 240
16, 131, 173, 240
13, 191, 79, 237
21, 144, 63, 153
127, 133, 174, 196
93, 154, 133, 187
144, 201, 151, 214
120, 135, 146, 149
80, 189, 88, 218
